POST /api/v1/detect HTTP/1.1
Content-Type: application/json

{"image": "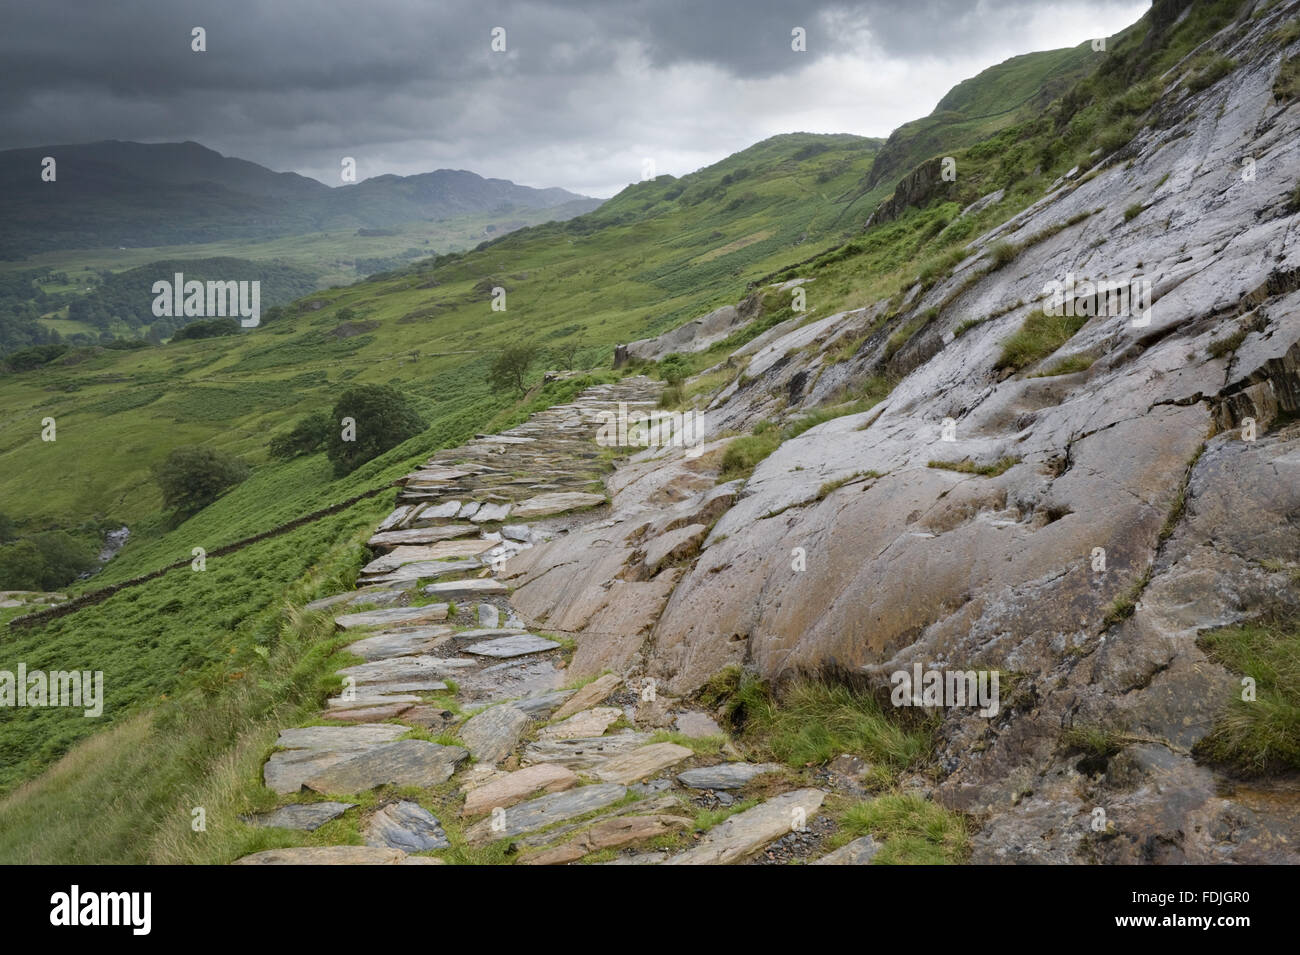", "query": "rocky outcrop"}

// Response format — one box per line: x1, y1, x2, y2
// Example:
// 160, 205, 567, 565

865, 155, 959, 228
502, 2, 1300, 863
616, 293, 762, 366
